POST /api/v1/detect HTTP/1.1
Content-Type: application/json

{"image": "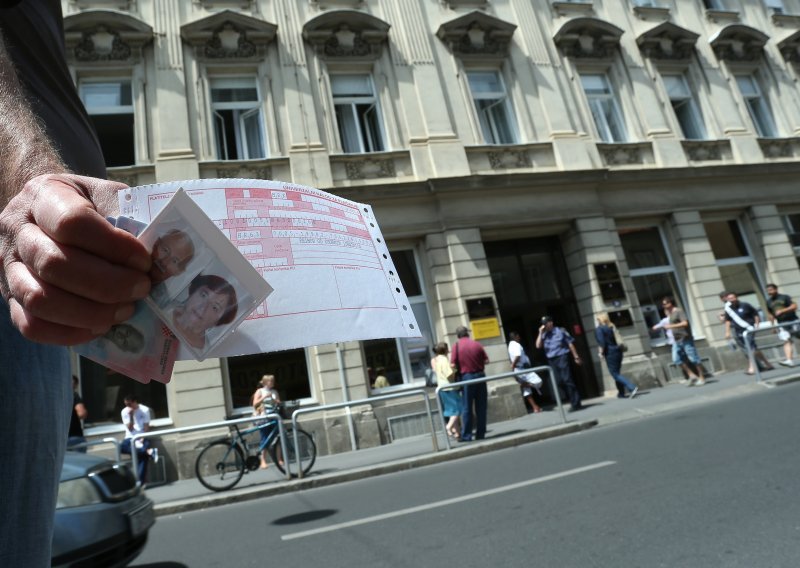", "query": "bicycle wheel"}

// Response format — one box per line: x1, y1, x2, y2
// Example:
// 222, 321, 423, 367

270, 428, 316, 477
195, 440, 245, 491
